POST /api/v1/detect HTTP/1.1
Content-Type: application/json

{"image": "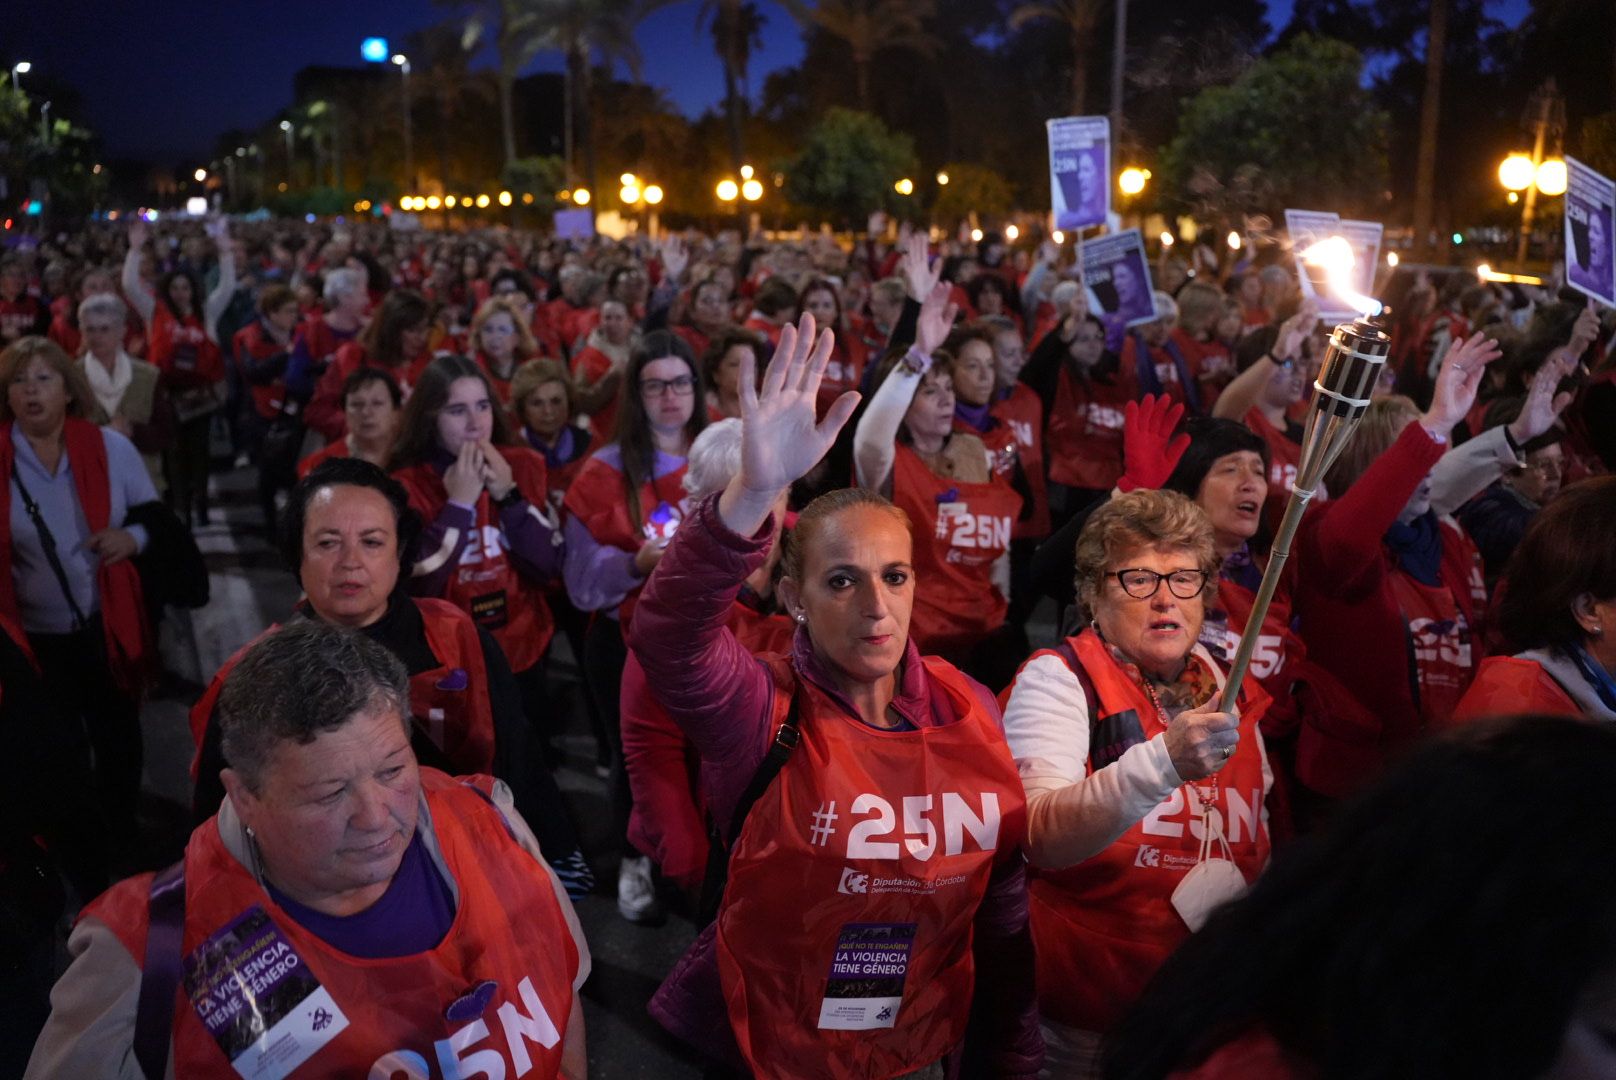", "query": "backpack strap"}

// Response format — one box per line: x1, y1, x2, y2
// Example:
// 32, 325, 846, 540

134, 859, 186, 1080
697, 694, 802, 926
